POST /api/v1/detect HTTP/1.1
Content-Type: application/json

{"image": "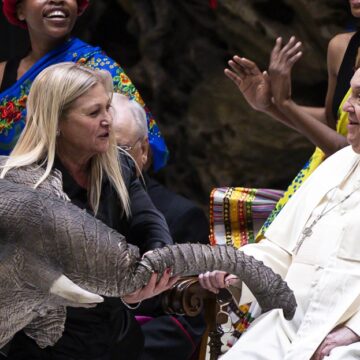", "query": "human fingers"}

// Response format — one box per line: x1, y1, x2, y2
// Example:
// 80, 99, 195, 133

310, 345, 323, 360
311, 342, 333, 360
208, 271, 227, 291
154, 269, 173, 290
224, 68, 243, 87
310, 327, 354, 360
136, 272, 158, 299
167, 275, 180, 288
271, 37, 283, 59
153, 271, 179, 296
208, 270, 227, 290
287, 50, 302, 66
280, 36, 297, 55
121, 272, 160, 303
281, 41, 302, 66
235, 56, 262, 75
228, 59, 247, 78
318, 344, 333, 359
269, 37, 283, 72
224, 274, 239, 287
198, 272, 221, 294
